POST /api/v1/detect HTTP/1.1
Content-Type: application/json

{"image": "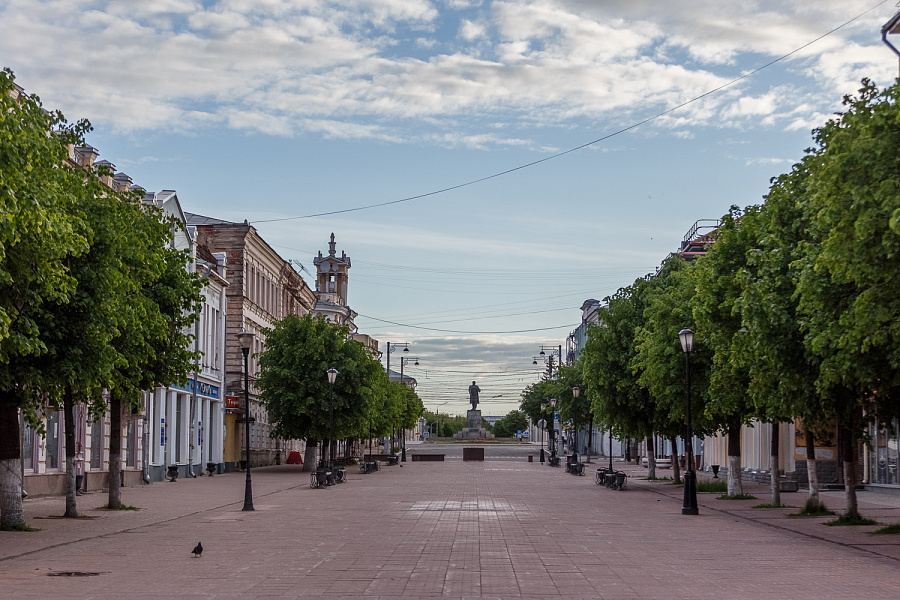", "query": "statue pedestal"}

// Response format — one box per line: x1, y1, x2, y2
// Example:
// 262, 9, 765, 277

455, 409, 494, 440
